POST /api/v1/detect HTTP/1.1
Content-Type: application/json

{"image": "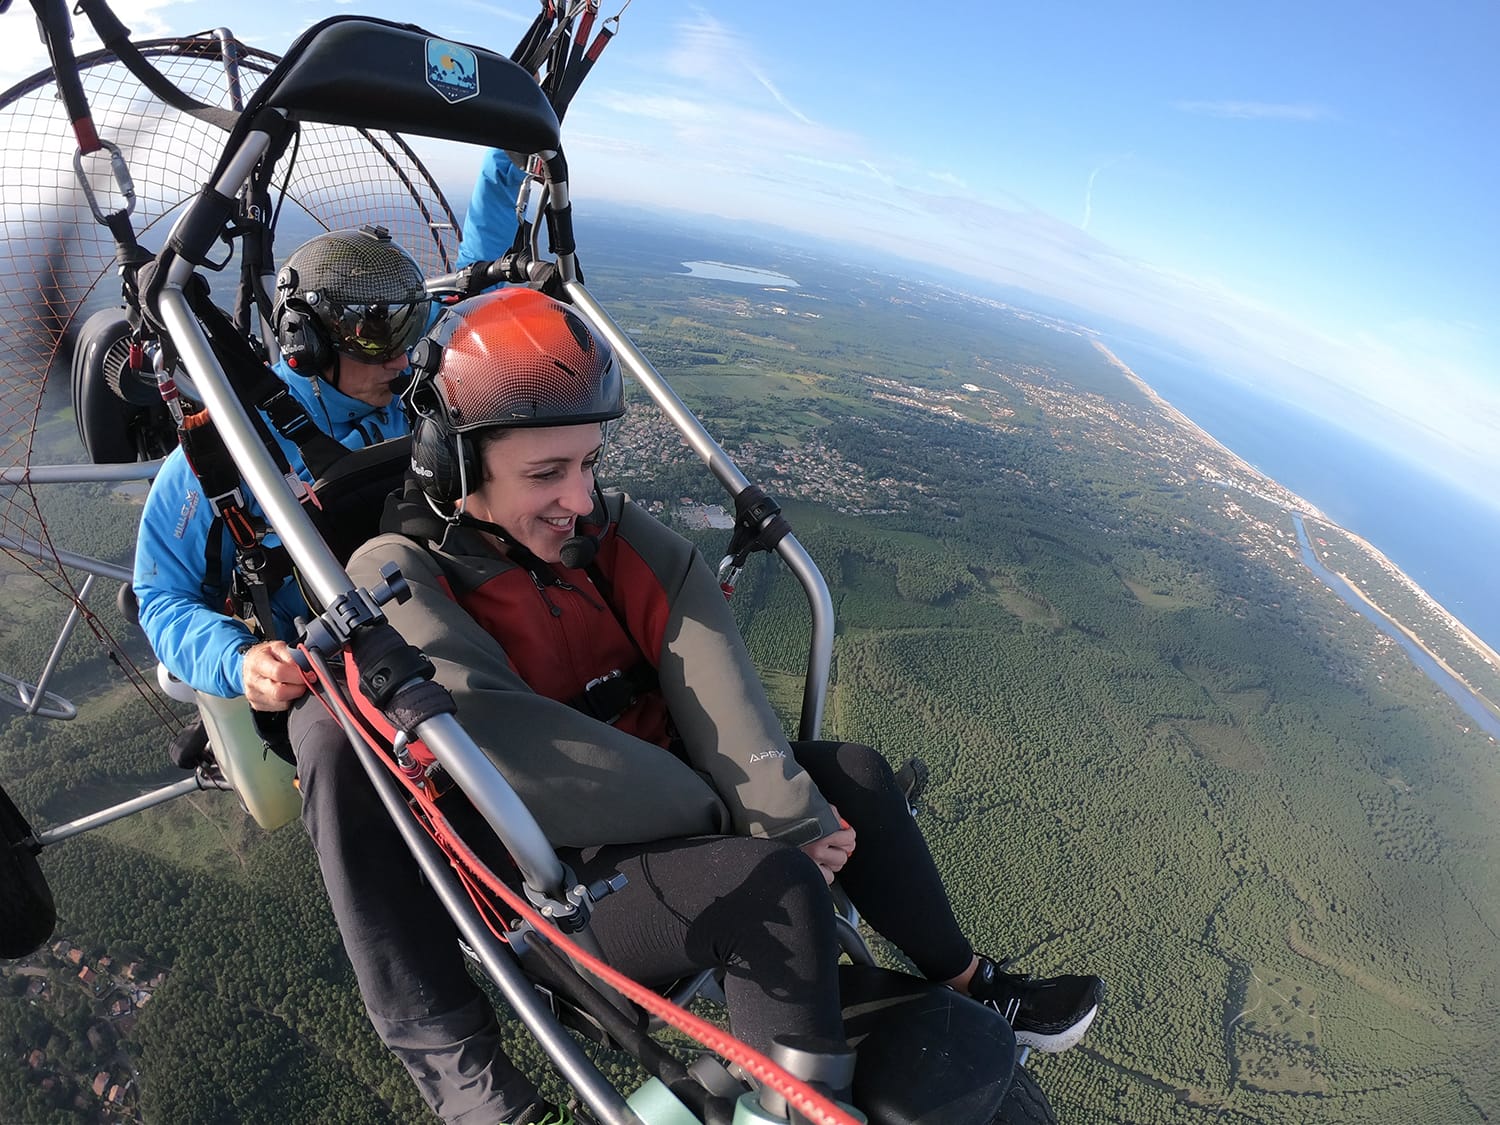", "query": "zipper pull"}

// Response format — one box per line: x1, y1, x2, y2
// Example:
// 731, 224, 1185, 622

531, 569, 563, 617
